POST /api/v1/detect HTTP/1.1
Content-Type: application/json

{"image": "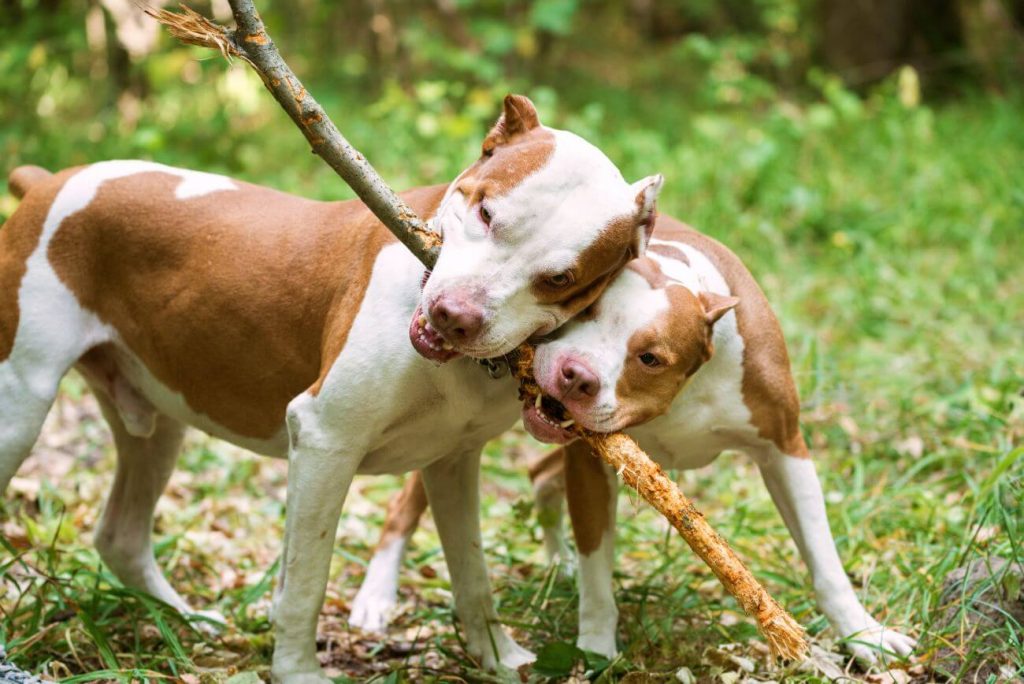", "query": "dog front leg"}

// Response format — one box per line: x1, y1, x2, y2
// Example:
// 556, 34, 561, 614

421, 450, 535, 671
757, 450, 917, 665
271, 393, 362, 684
